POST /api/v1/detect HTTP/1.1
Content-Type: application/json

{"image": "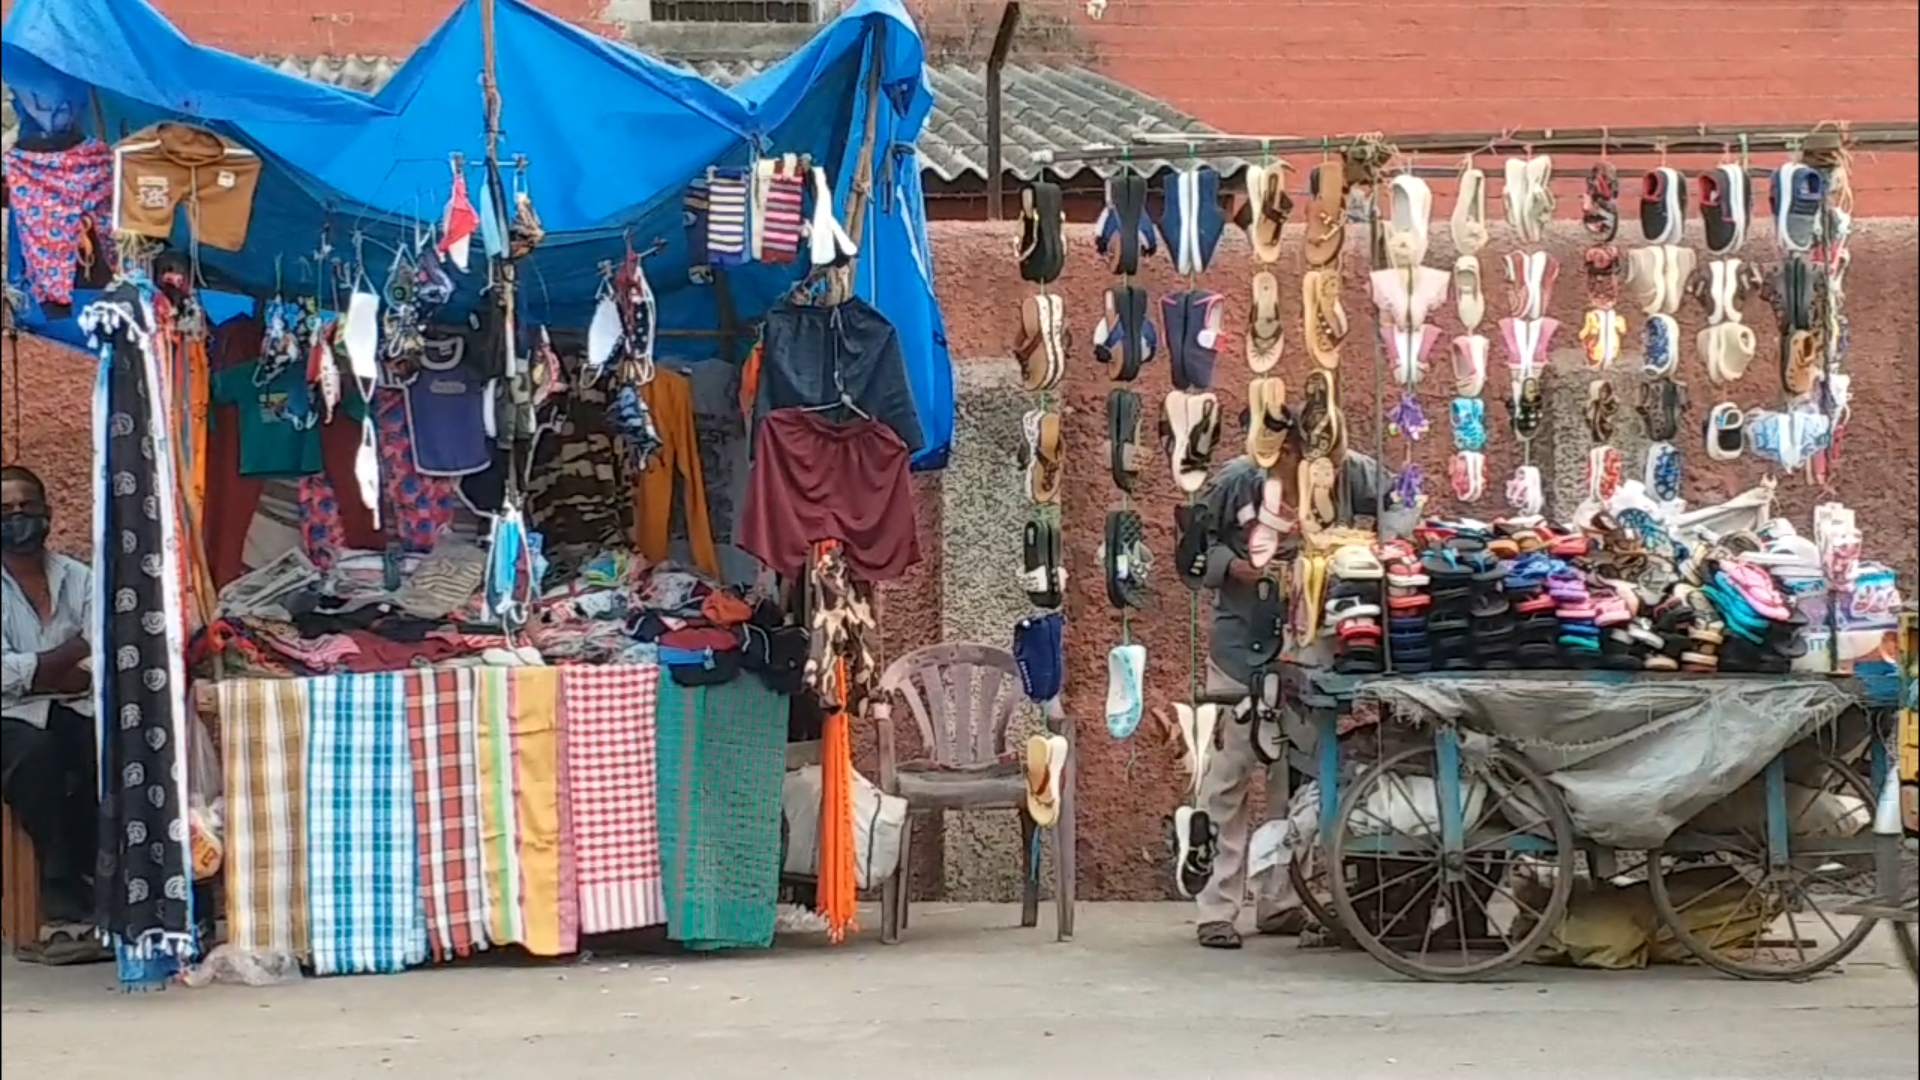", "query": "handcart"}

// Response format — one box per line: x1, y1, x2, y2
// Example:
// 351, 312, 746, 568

1276, 664, 1899, 982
